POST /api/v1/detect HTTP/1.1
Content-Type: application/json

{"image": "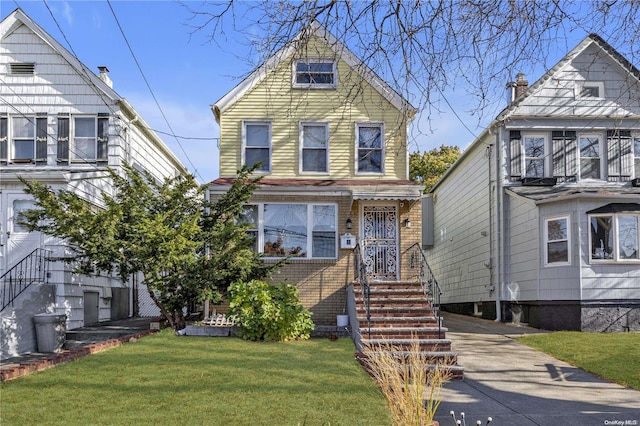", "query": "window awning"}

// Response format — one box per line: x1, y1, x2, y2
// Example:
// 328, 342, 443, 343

587, 203, 640, 214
